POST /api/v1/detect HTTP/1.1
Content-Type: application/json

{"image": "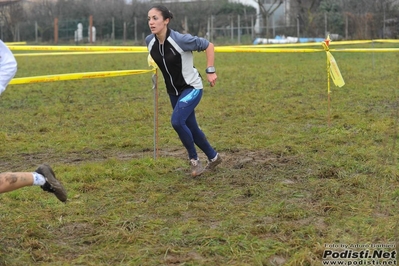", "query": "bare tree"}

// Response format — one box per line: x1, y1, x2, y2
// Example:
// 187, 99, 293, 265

0, 0, 24, 41
340, 0, 399, 39
290, 0, 399, 40
24, 0, 58, 42
289, 0, 323, 37
254, 0, 284, 37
